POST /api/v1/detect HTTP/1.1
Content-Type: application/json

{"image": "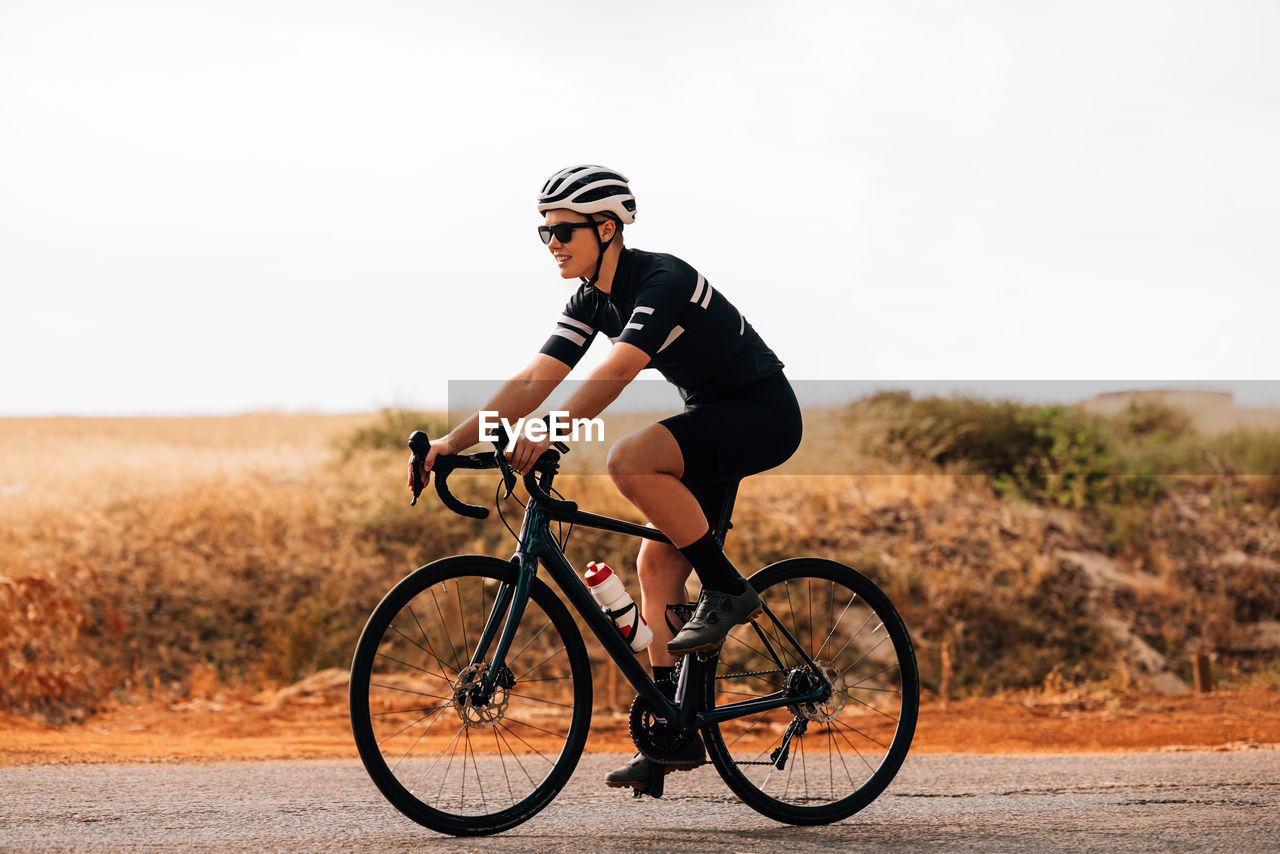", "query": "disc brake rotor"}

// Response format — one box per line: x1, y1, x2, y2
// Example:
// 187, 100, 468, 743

786, 661, 847, 723
451, 663, 509, 729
